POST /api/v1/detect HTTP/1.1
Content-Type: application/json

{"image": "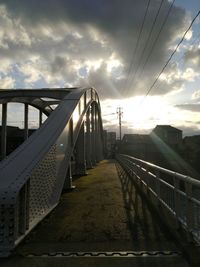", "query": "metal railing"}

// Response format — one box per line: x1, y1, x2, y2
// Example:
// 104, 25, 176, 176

117, 154, 200, 243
